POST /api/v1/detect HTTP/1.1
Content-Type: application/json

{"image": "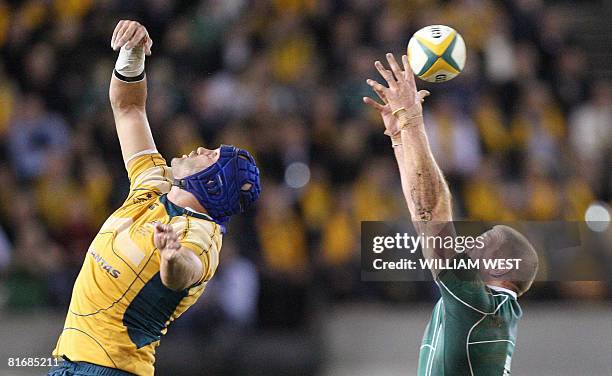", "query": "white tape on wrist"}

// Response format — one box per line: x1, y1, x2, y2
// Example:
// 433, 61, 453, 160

115, 45, 145, 78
